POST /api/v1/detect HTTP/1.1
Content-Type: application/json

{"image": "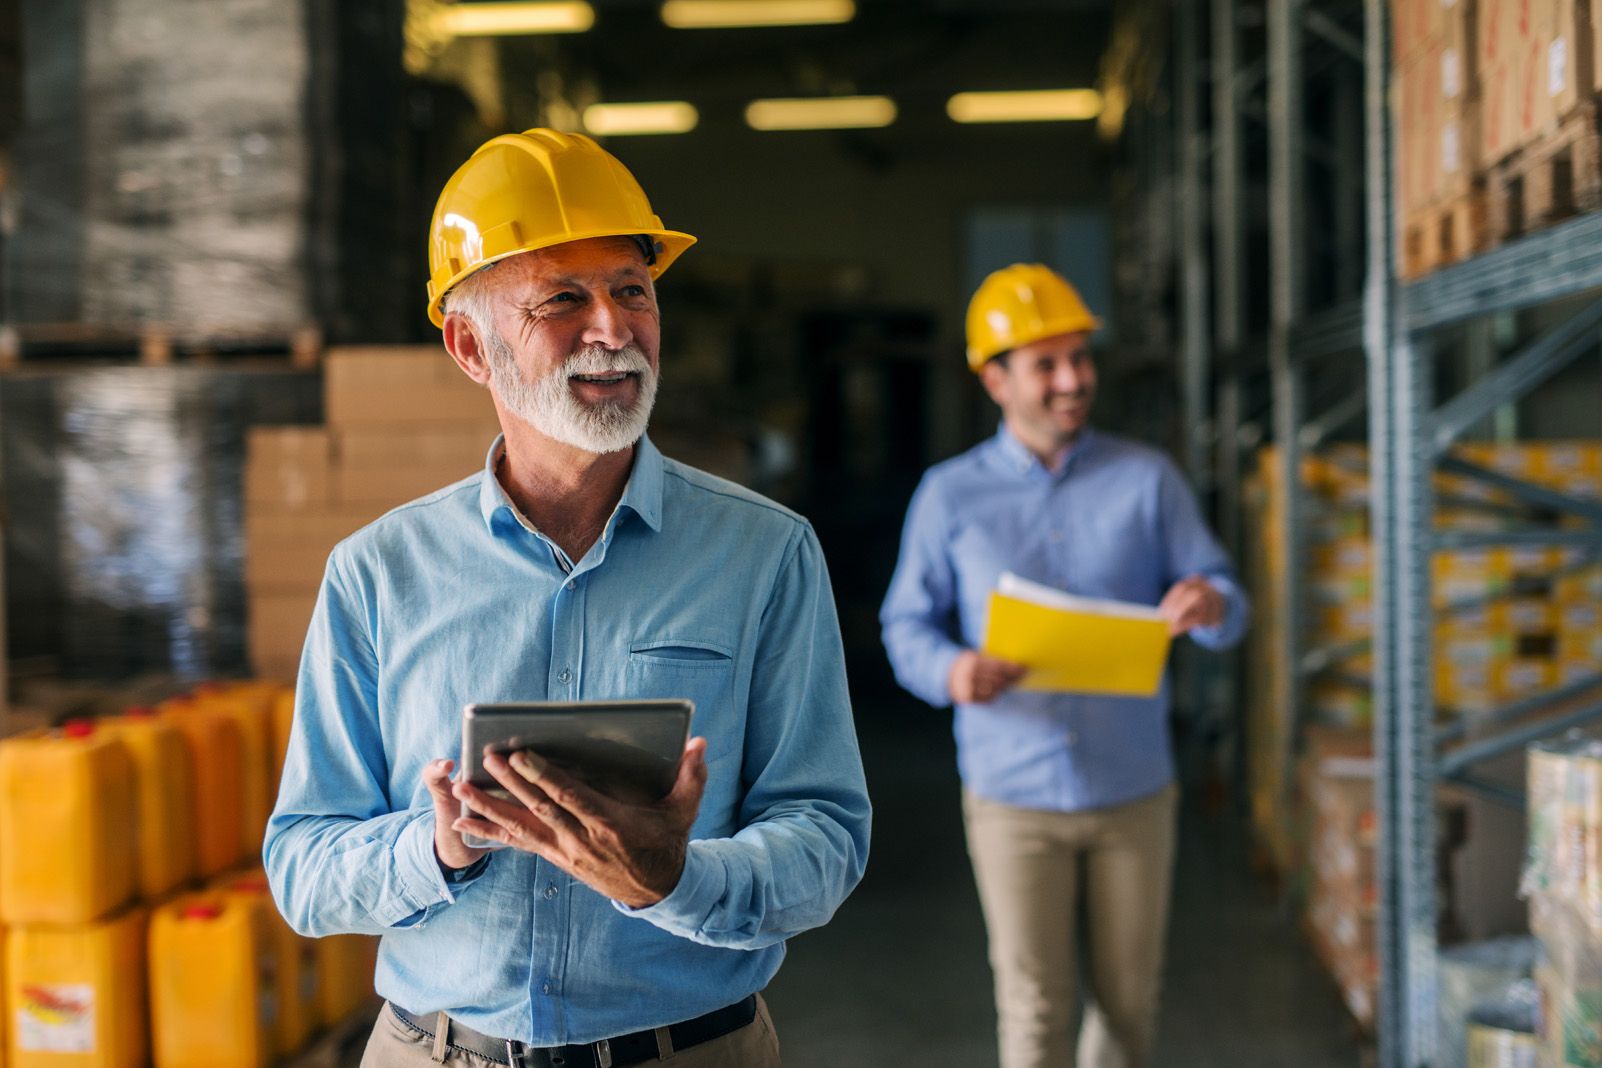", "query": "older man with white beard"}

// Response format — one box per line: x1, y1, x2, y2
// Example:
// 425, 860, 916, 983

265, 130, 870, 1068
